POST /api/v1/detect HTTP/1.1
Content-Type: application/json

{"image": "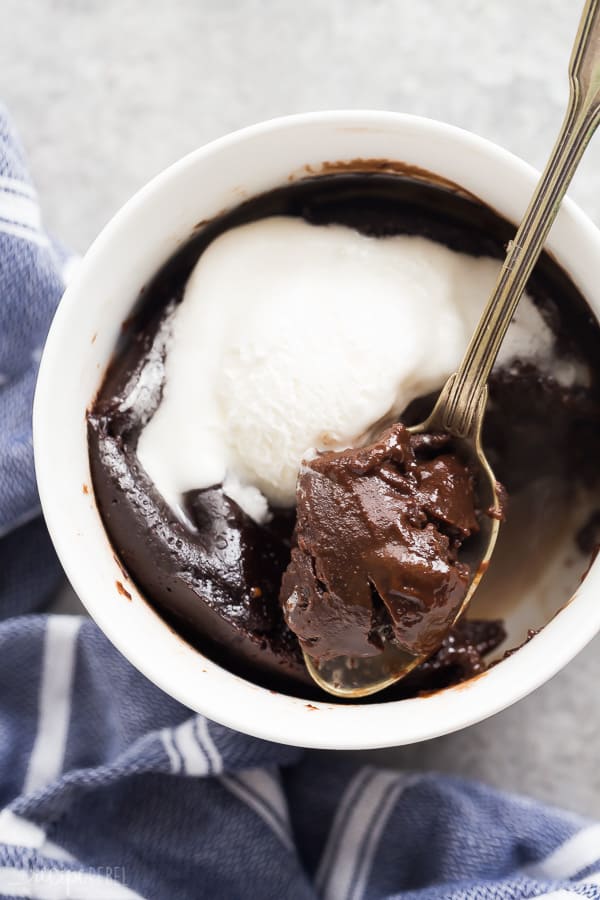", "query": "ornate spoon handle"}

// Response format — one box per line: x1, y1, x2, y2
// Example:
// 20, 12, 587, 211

433, 0, 600, 438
